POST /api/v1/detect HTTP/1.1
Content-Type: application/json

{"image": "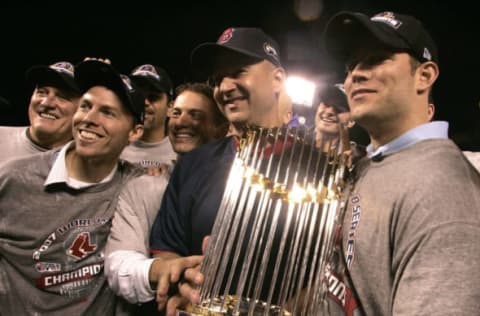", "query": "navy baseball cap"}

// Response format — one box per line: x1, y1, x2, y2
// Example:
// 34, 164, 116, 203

25, 61, 81, 95
324, 11, 438, 65
318, 84, 349, 113
130, 64, 174, 99
75, 60, 145, 124
191, 27, 282, 76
